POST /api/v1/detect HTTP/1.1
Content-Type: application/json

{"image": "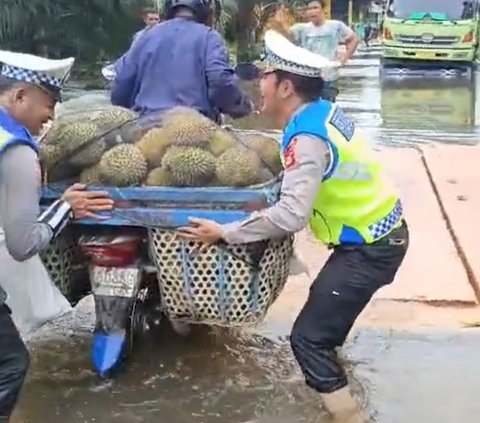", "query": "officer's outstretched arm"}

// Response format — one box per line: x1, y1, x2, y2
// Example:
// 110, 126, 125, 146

0, 146, 71, 262
220, 135, 330, 244
205, 30, 253, 119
